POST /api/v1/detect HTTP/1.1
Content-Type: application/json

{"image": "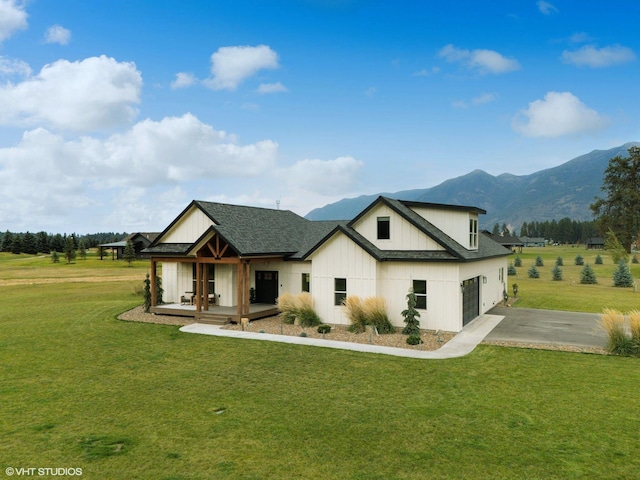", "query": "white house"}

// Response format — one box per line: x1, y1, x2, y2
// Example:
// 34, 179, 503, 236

144, 196, 511, 332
